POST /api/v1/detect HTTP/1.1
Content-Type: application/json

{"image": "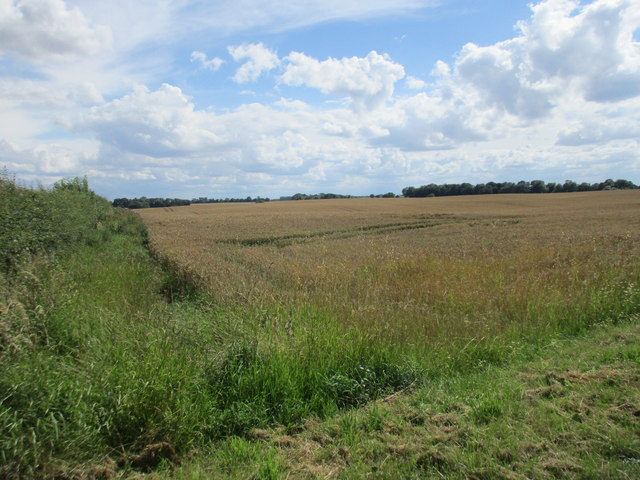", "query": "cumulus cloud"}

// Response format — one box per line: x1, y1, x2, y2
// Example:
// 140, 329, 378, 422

79, 83, 229, 158
190, 51, 224, 71
454, 40, 554, 119
556, 114, 640, 145
0, 0, 112, 62
280, 51, 405, 112
75, 84, 338, 172
0, 137, 87, 176
5, 0, 640, 199
369, 93, 488, 152
245, 130, 313, 170
228, 42, 279, 83
523, 0, 640, 102
405, 76, 426, 90
0, 79, 103, 107
71, 82, 410, 191
443, 0, 640, 122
